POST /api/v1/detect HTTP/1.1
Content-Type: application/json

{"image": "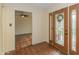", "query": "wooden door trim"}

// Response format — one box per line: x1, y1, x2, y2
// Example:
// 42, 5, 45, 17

49, 13, 52, 42
49, 13, 54, 46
